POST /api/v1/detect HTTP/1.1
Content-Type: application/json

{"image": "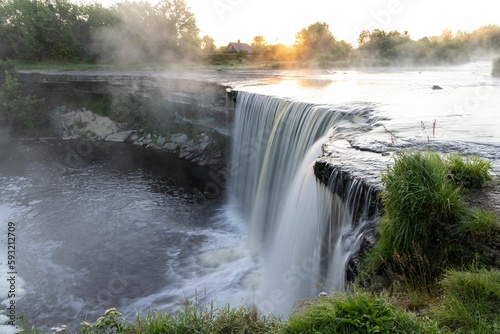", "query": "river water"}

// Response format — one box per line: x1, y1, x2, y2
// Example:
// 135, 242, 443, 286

0, 140, 255, 332
1, 62, 499, 332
